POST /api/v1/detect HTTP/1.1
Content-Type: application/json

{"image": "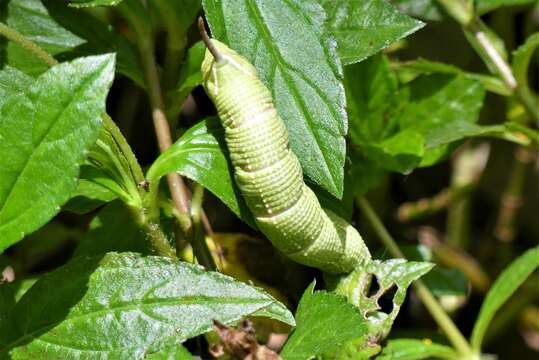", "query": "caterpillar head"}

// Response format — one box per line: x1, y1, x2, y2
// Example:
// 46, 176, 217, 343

199, 19, 259, 100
